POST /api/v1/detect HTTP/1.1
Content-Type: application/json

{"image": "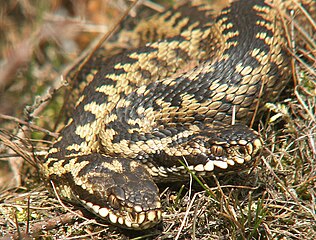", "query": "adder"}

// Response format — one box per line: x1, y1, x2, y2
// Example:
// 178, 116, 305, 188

42, 0, 298, 230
